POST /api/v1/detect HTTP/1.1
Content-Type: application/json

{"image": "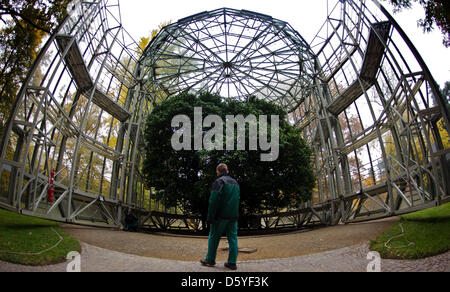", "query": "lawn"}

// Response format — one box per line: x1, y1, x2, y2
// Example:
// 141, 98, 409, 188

0, 208, 81, 266
370, 202, 450, 260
